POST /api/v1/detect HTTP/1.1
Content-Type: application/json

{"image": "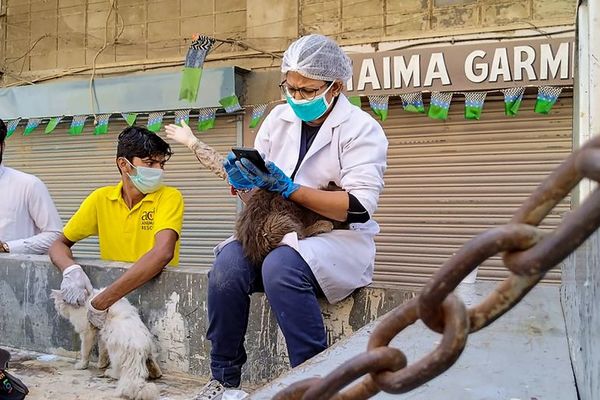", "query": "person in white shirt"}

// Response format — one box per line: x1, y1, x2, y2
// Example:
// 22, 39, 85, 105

0, 118, 62, 254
